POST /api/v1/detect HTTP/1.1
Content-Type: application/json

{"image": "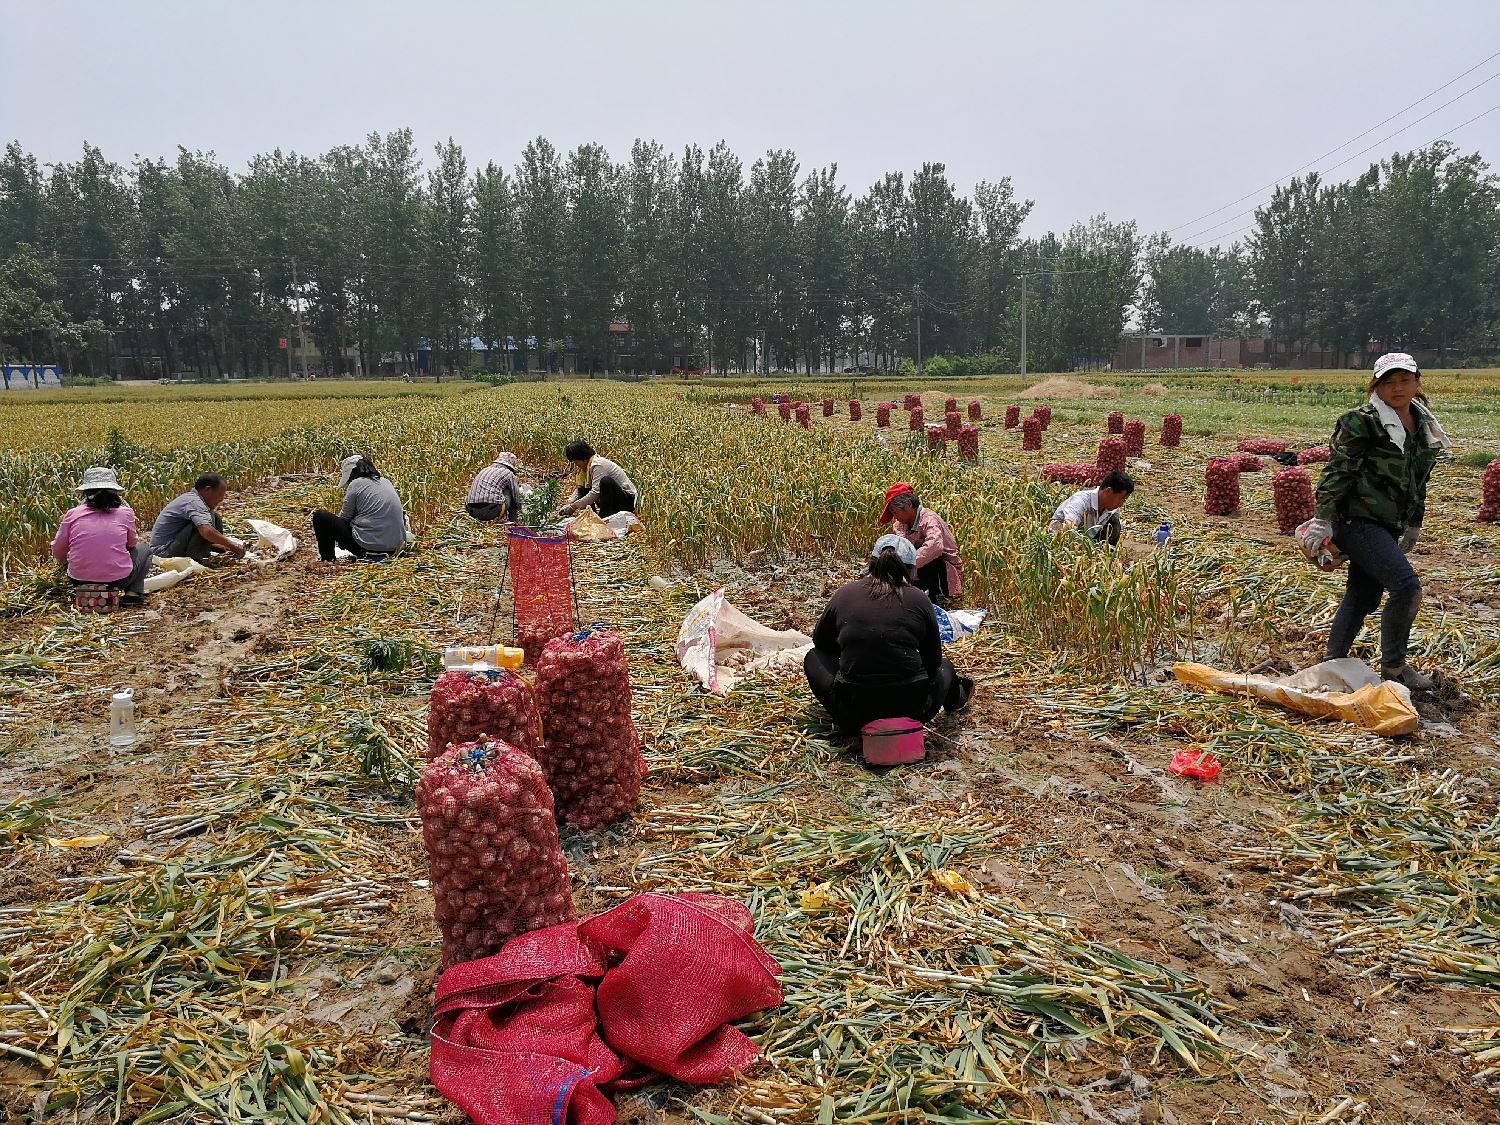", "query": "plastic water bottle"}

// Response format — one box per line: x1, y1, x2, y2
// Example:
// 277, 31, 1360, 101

1155, 521, 1171, 547
109, 689, 136, 748
443, 645, 525, 672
